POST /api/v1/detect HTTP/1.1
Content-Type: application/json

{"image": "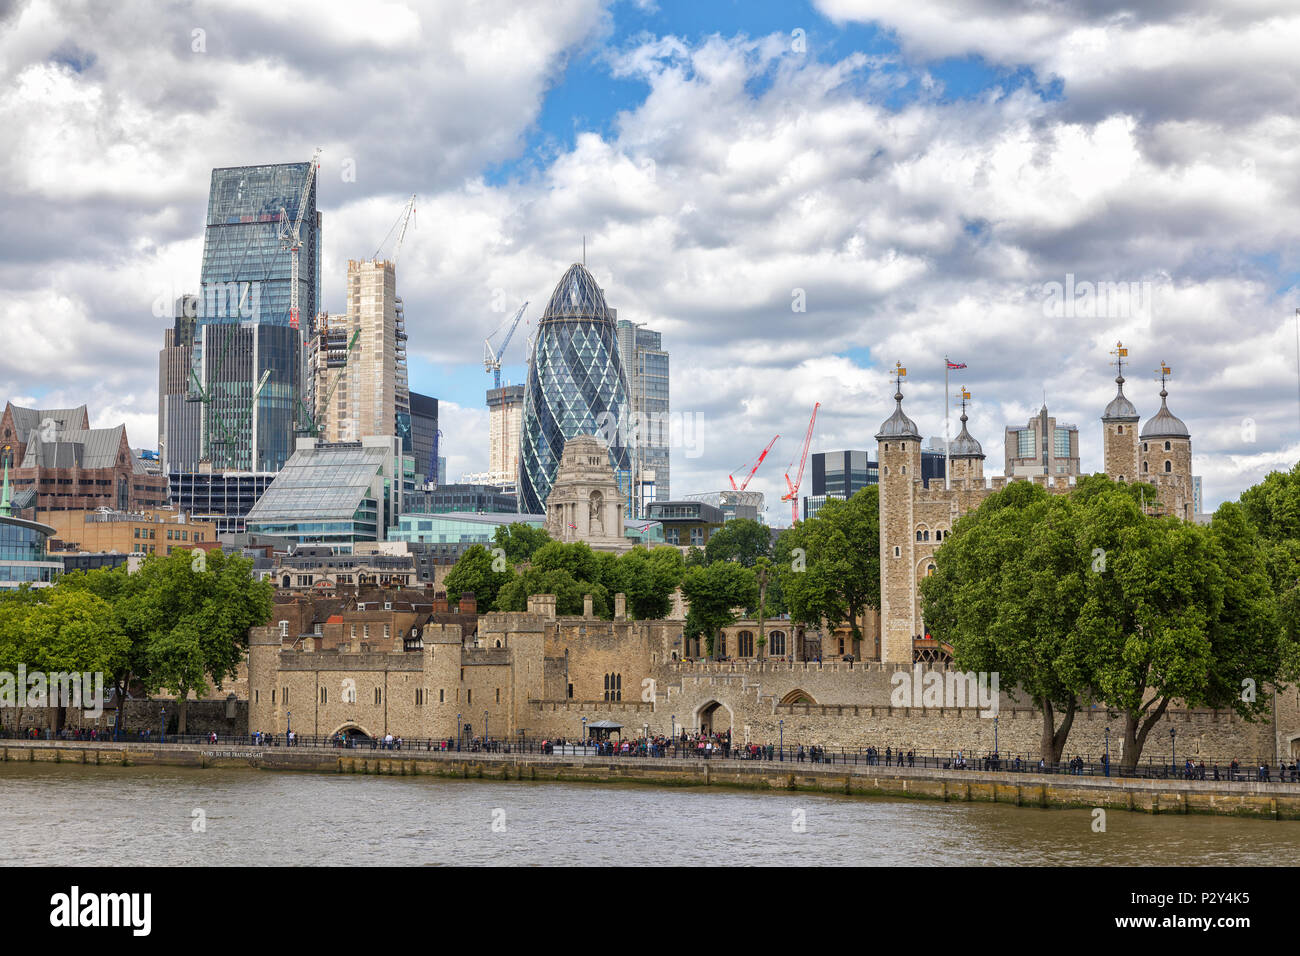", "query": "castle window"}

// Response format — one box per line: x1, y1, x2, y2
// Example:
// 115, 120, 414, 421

926, 564, 935, 576
320, 687, 327, 704
901, 466, 907, 475
440, 689, 445, 703
416, 689, 423, 705
375, 688, 382, 705
1142, 462, 1148, 473
916, 530, 923, 542
923, 530, 930, 541
737, 631, 754, 657
1143, 442, 1148, 452
567, 683, 574, 699
467, 689, 472, 705
893, 546, 901, 558
769, 631, 786, 656
496, 688, 500, 703
883, 466, 889, 477
1117, 426, 1123, 434
603, 674, 623, 702
884, 443, 889, 451
1164, 441, 1171, 451
1165, 460, 1172, 473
